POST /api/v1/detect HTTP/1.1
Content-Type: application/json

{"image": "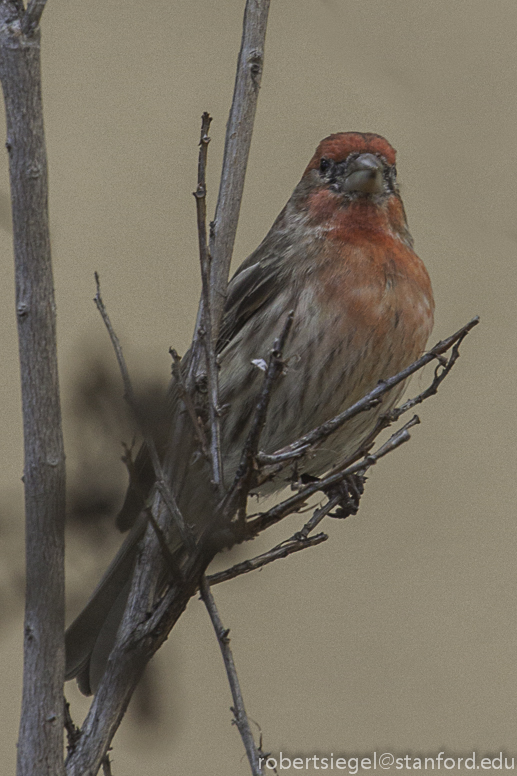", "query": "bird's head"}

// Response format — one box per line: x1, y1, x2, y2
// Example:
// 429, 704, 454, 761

292, 132, 410, 243
303, 132, 398, 200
